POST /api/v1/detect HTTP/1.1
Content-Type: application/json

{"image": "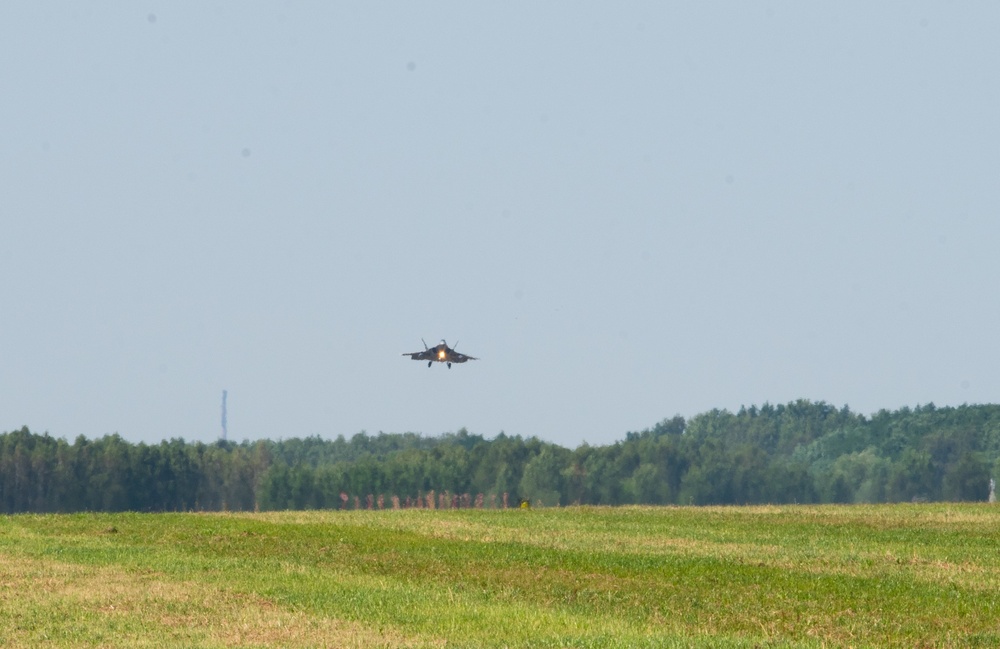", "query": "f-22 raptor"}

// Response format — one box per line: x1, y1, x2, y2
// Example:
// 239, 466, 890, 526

402, 339, 478, 369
